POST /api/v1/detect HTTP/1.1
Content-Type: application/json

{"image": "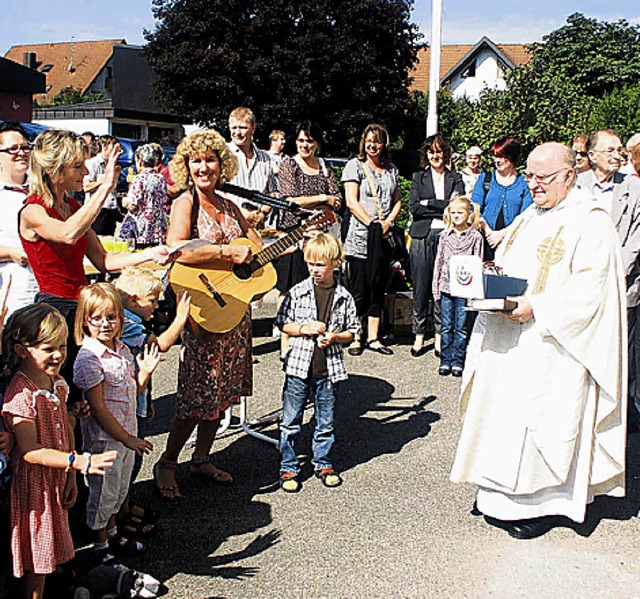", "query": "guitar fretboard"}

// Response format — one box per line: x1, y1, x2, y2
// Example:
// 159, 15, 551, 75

250, 226, 308, 271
